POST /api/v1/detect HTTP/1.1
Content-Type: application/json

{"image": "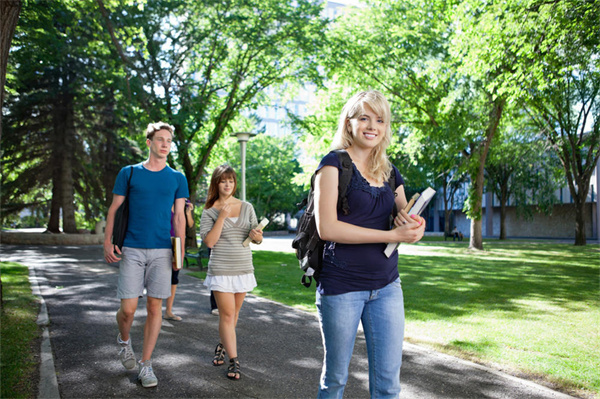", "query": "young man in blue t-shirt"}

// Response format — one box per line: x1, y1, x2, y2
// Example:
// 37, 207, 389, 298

104, 122, 189, 388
